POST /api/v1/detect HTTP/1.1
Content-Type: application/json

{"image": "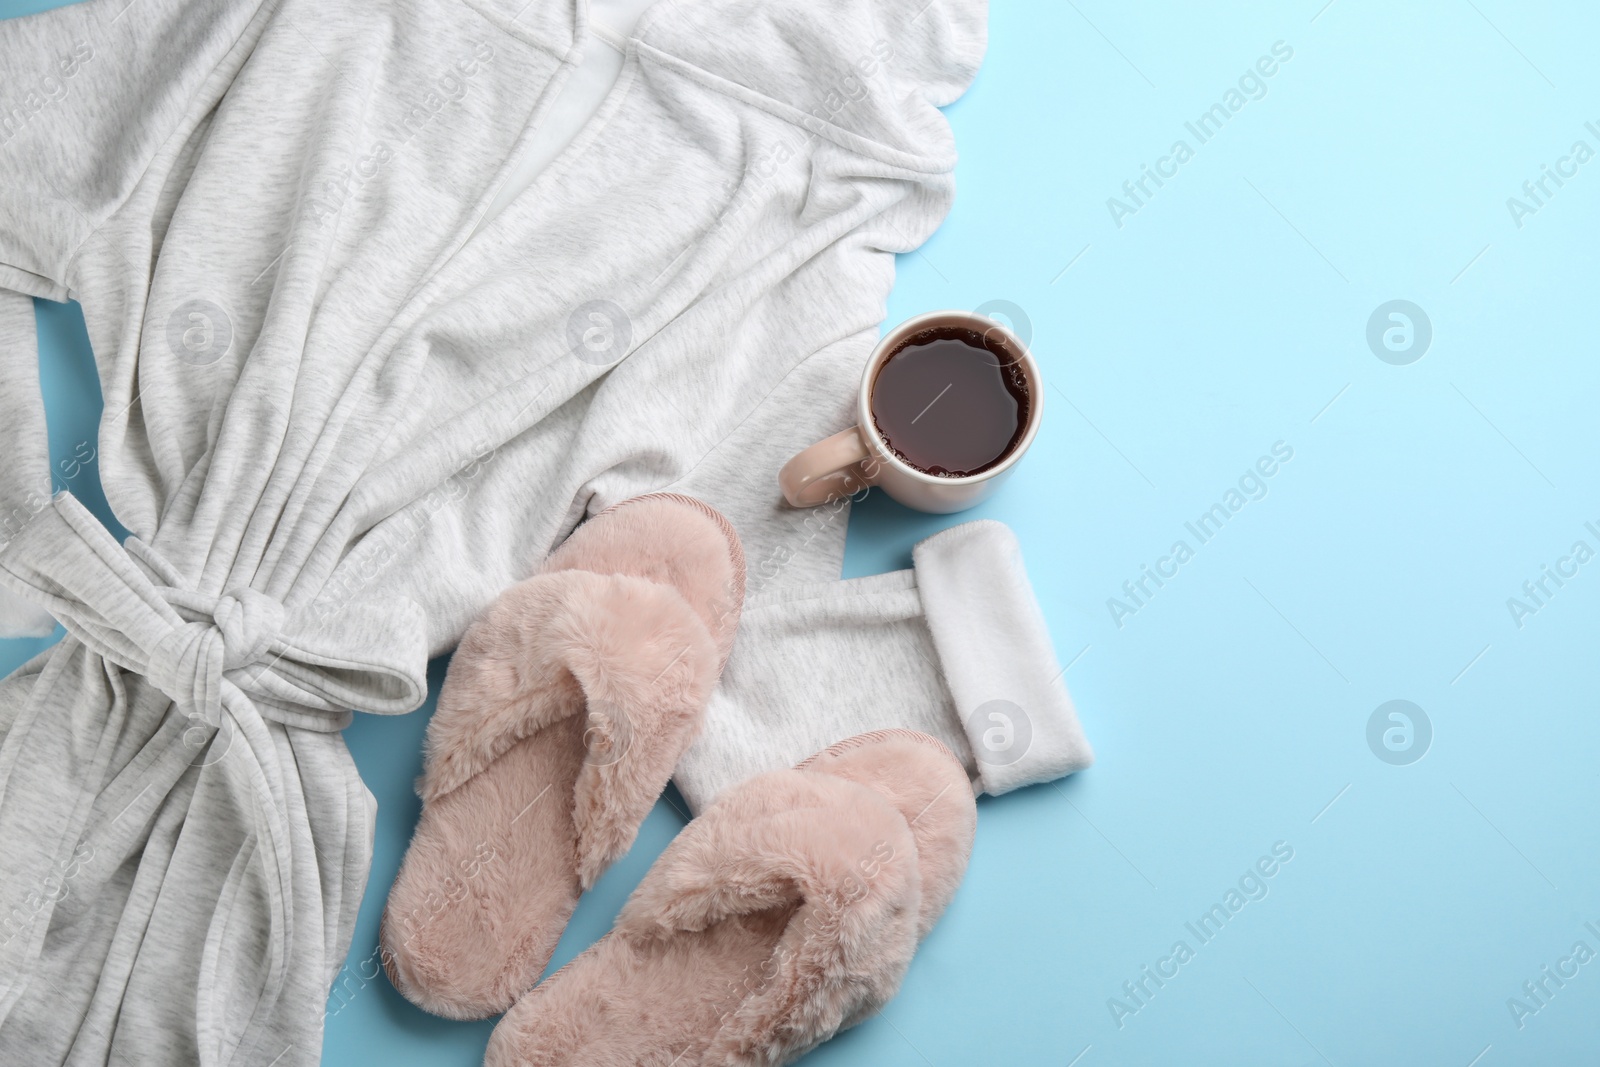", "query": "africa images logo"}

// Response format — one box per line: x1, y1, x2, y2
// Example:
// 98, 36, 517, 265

1107, 441, 1294, 628
165, 298, 234, 366
1366, 700, 1431, 766
1105, 41, 1294, 229
1107, 841, 1296, 1030
1365, 300, 1431, 366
